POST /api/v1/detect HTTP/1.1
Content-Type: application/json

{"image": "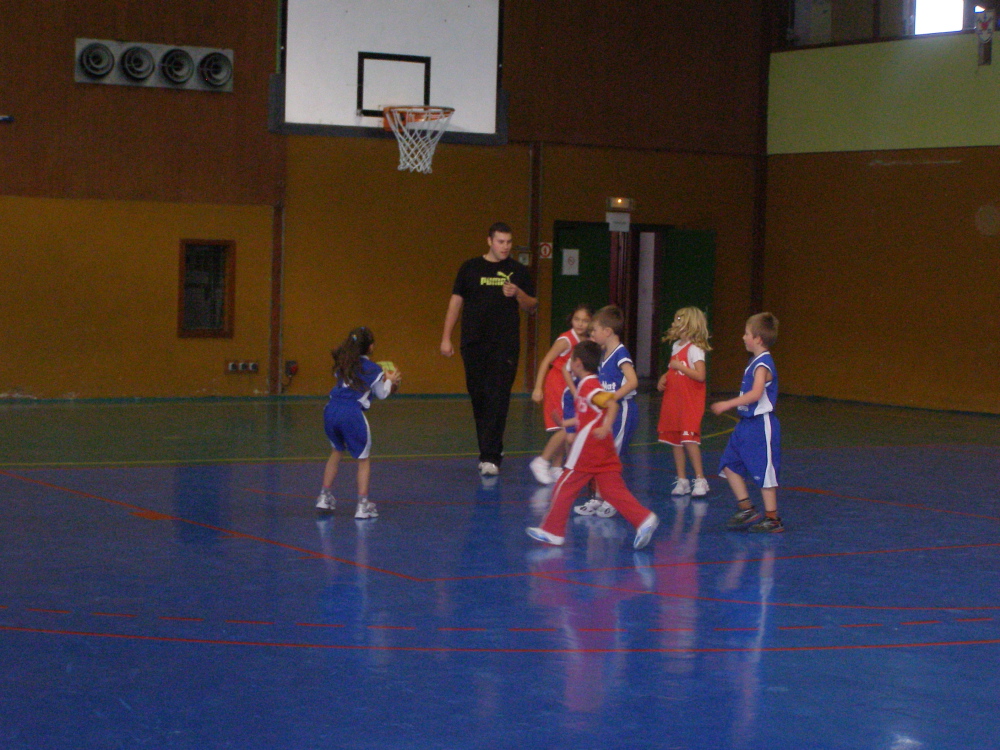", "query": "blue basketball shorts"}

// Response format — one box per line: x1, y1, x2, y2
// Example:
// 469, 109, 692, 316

323, 403, 372, 460
613, 397, 638, 459
718, 412, 780, 489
